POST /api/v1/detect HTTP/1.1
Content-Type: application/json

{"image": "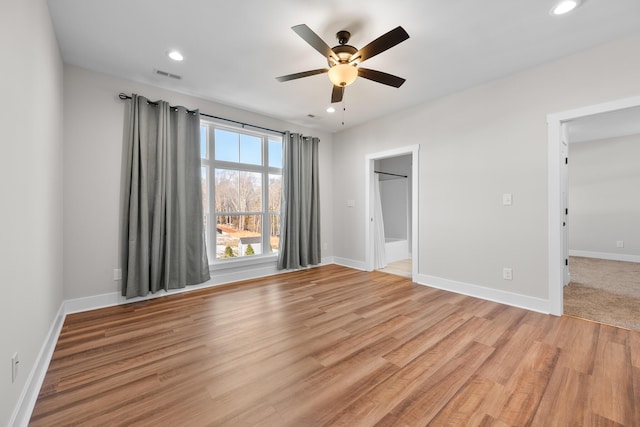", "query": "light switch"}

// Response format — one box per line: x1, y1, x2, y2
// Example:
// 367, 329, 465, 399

502, 193, 513, 206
